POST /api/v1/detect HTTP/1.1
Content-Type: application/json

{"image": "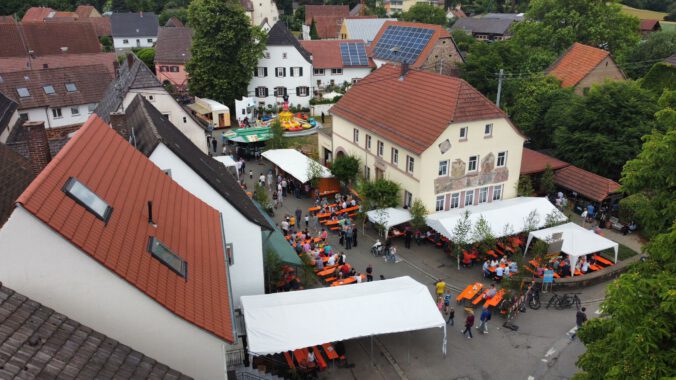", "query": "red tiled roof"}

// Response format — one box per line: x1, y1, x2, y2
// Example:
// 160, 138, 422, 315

312, 15, 346, 39
22, 7, 55, 22
370, 21, 451, 68
331, 64, 519, 154
0, 16, 17, 24
75, 5, 97, 18
305, 5, 349, 25
85, 16, 111, 36
0, 52, 117, 76
17, 115, 234, 343
553, 165, 621, 202
547, 43, 610, 87
300, 39, 373, 69
0, 22, 101, 58
520, 148, 569, 175
639, 19, 659, 31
